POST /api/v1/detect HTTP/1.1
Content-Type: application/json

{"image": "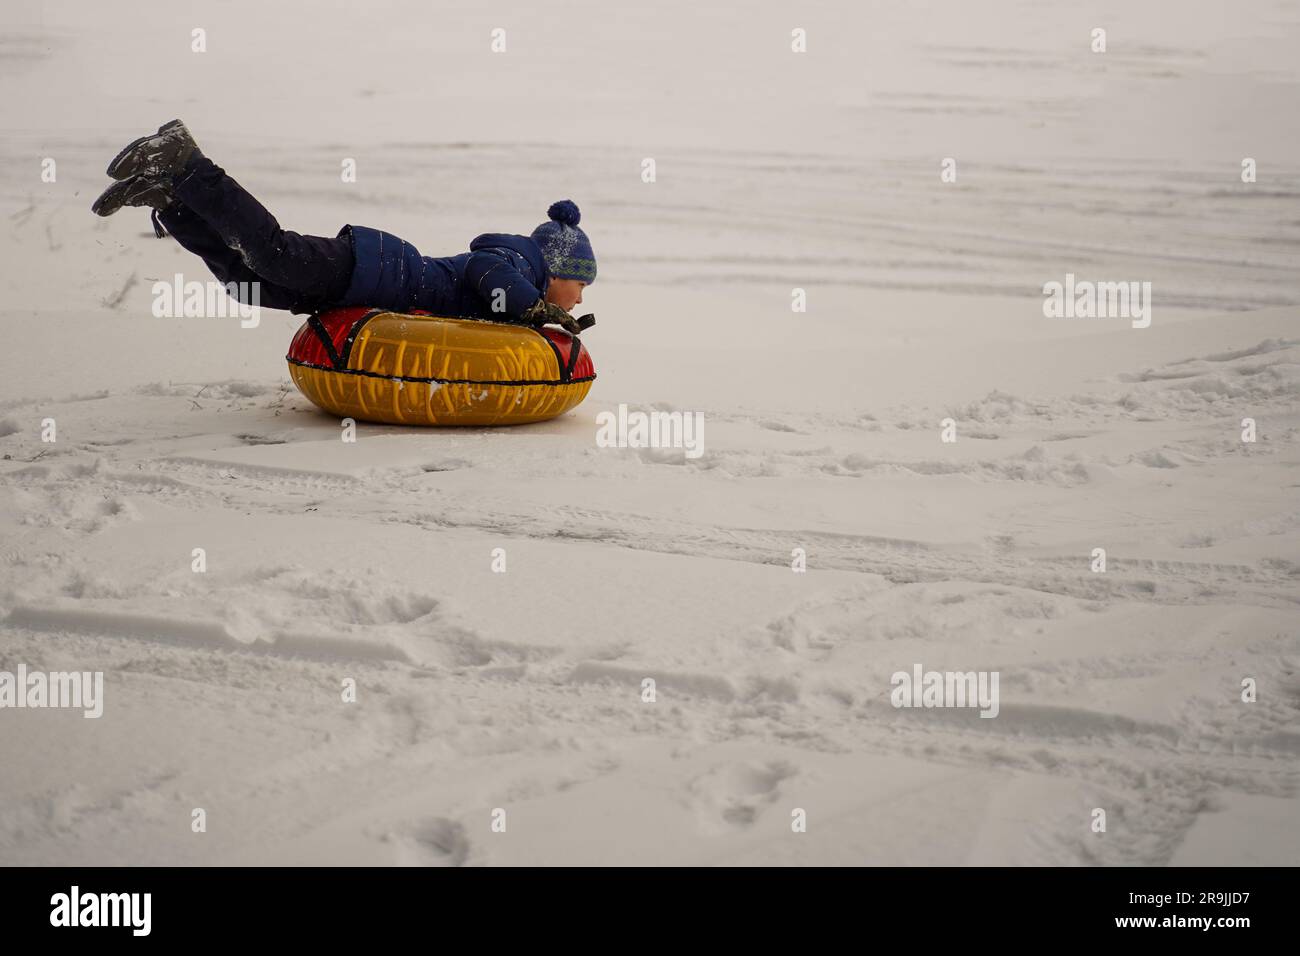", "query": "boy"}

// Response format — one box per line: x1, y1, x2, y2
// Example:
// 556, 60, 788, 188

92, 120, 595, 333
